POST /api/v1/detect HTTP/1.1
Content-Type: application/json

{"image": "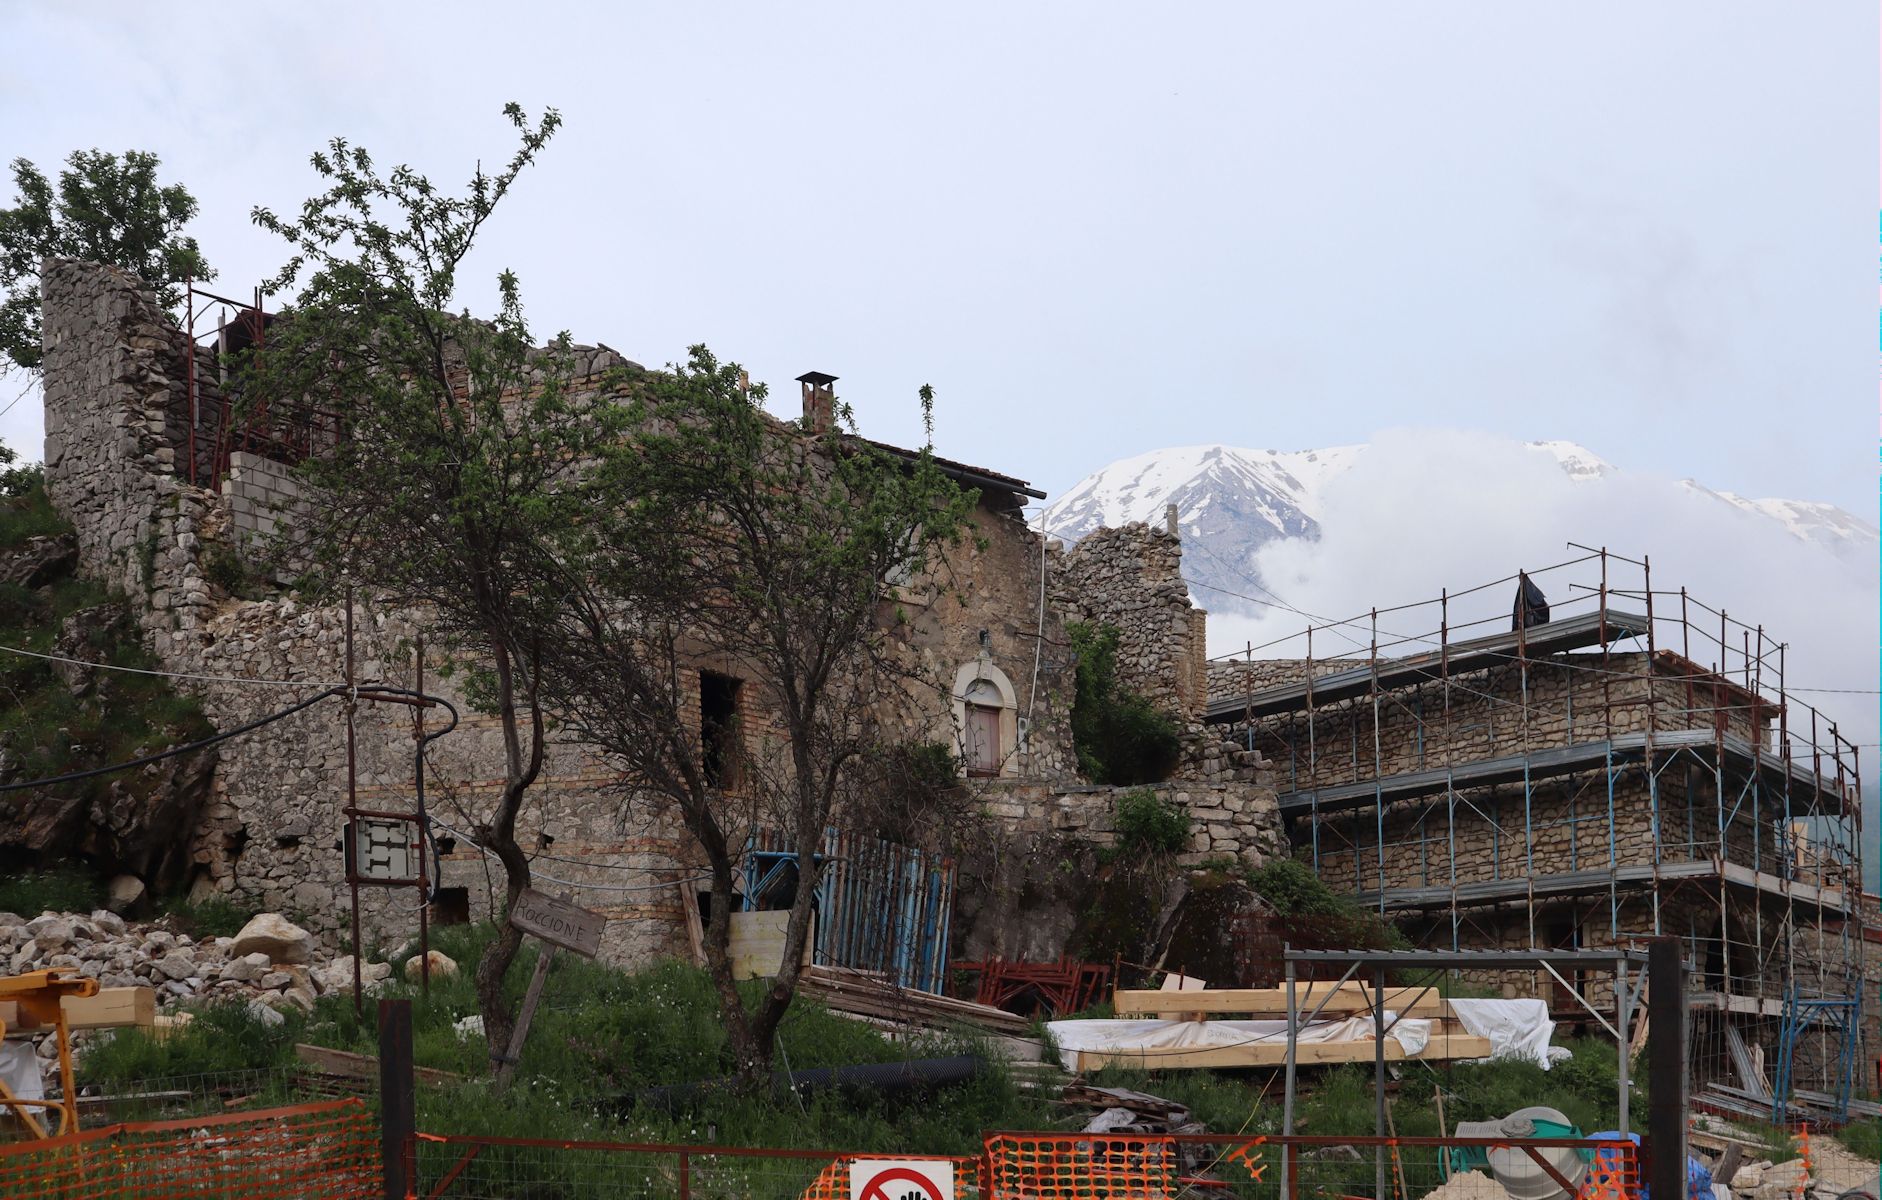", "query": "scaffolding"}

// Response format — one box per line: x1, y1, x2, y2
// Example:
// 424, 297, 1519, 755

1206, 547, 1868, 1118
